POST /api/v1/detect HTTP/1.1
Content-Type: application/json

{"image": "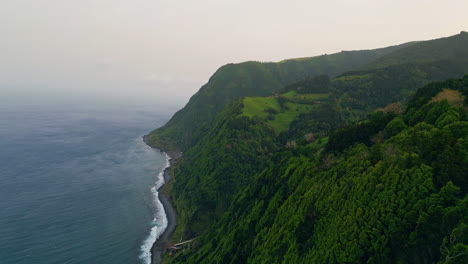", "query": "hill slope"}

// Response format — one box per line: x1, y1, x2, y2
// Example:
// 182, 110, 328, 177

363, 31, 468, 70
165, 76, 468, 264
146, 43, 413, 151
147, 32, 468, 152
147, 32, 468, 263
